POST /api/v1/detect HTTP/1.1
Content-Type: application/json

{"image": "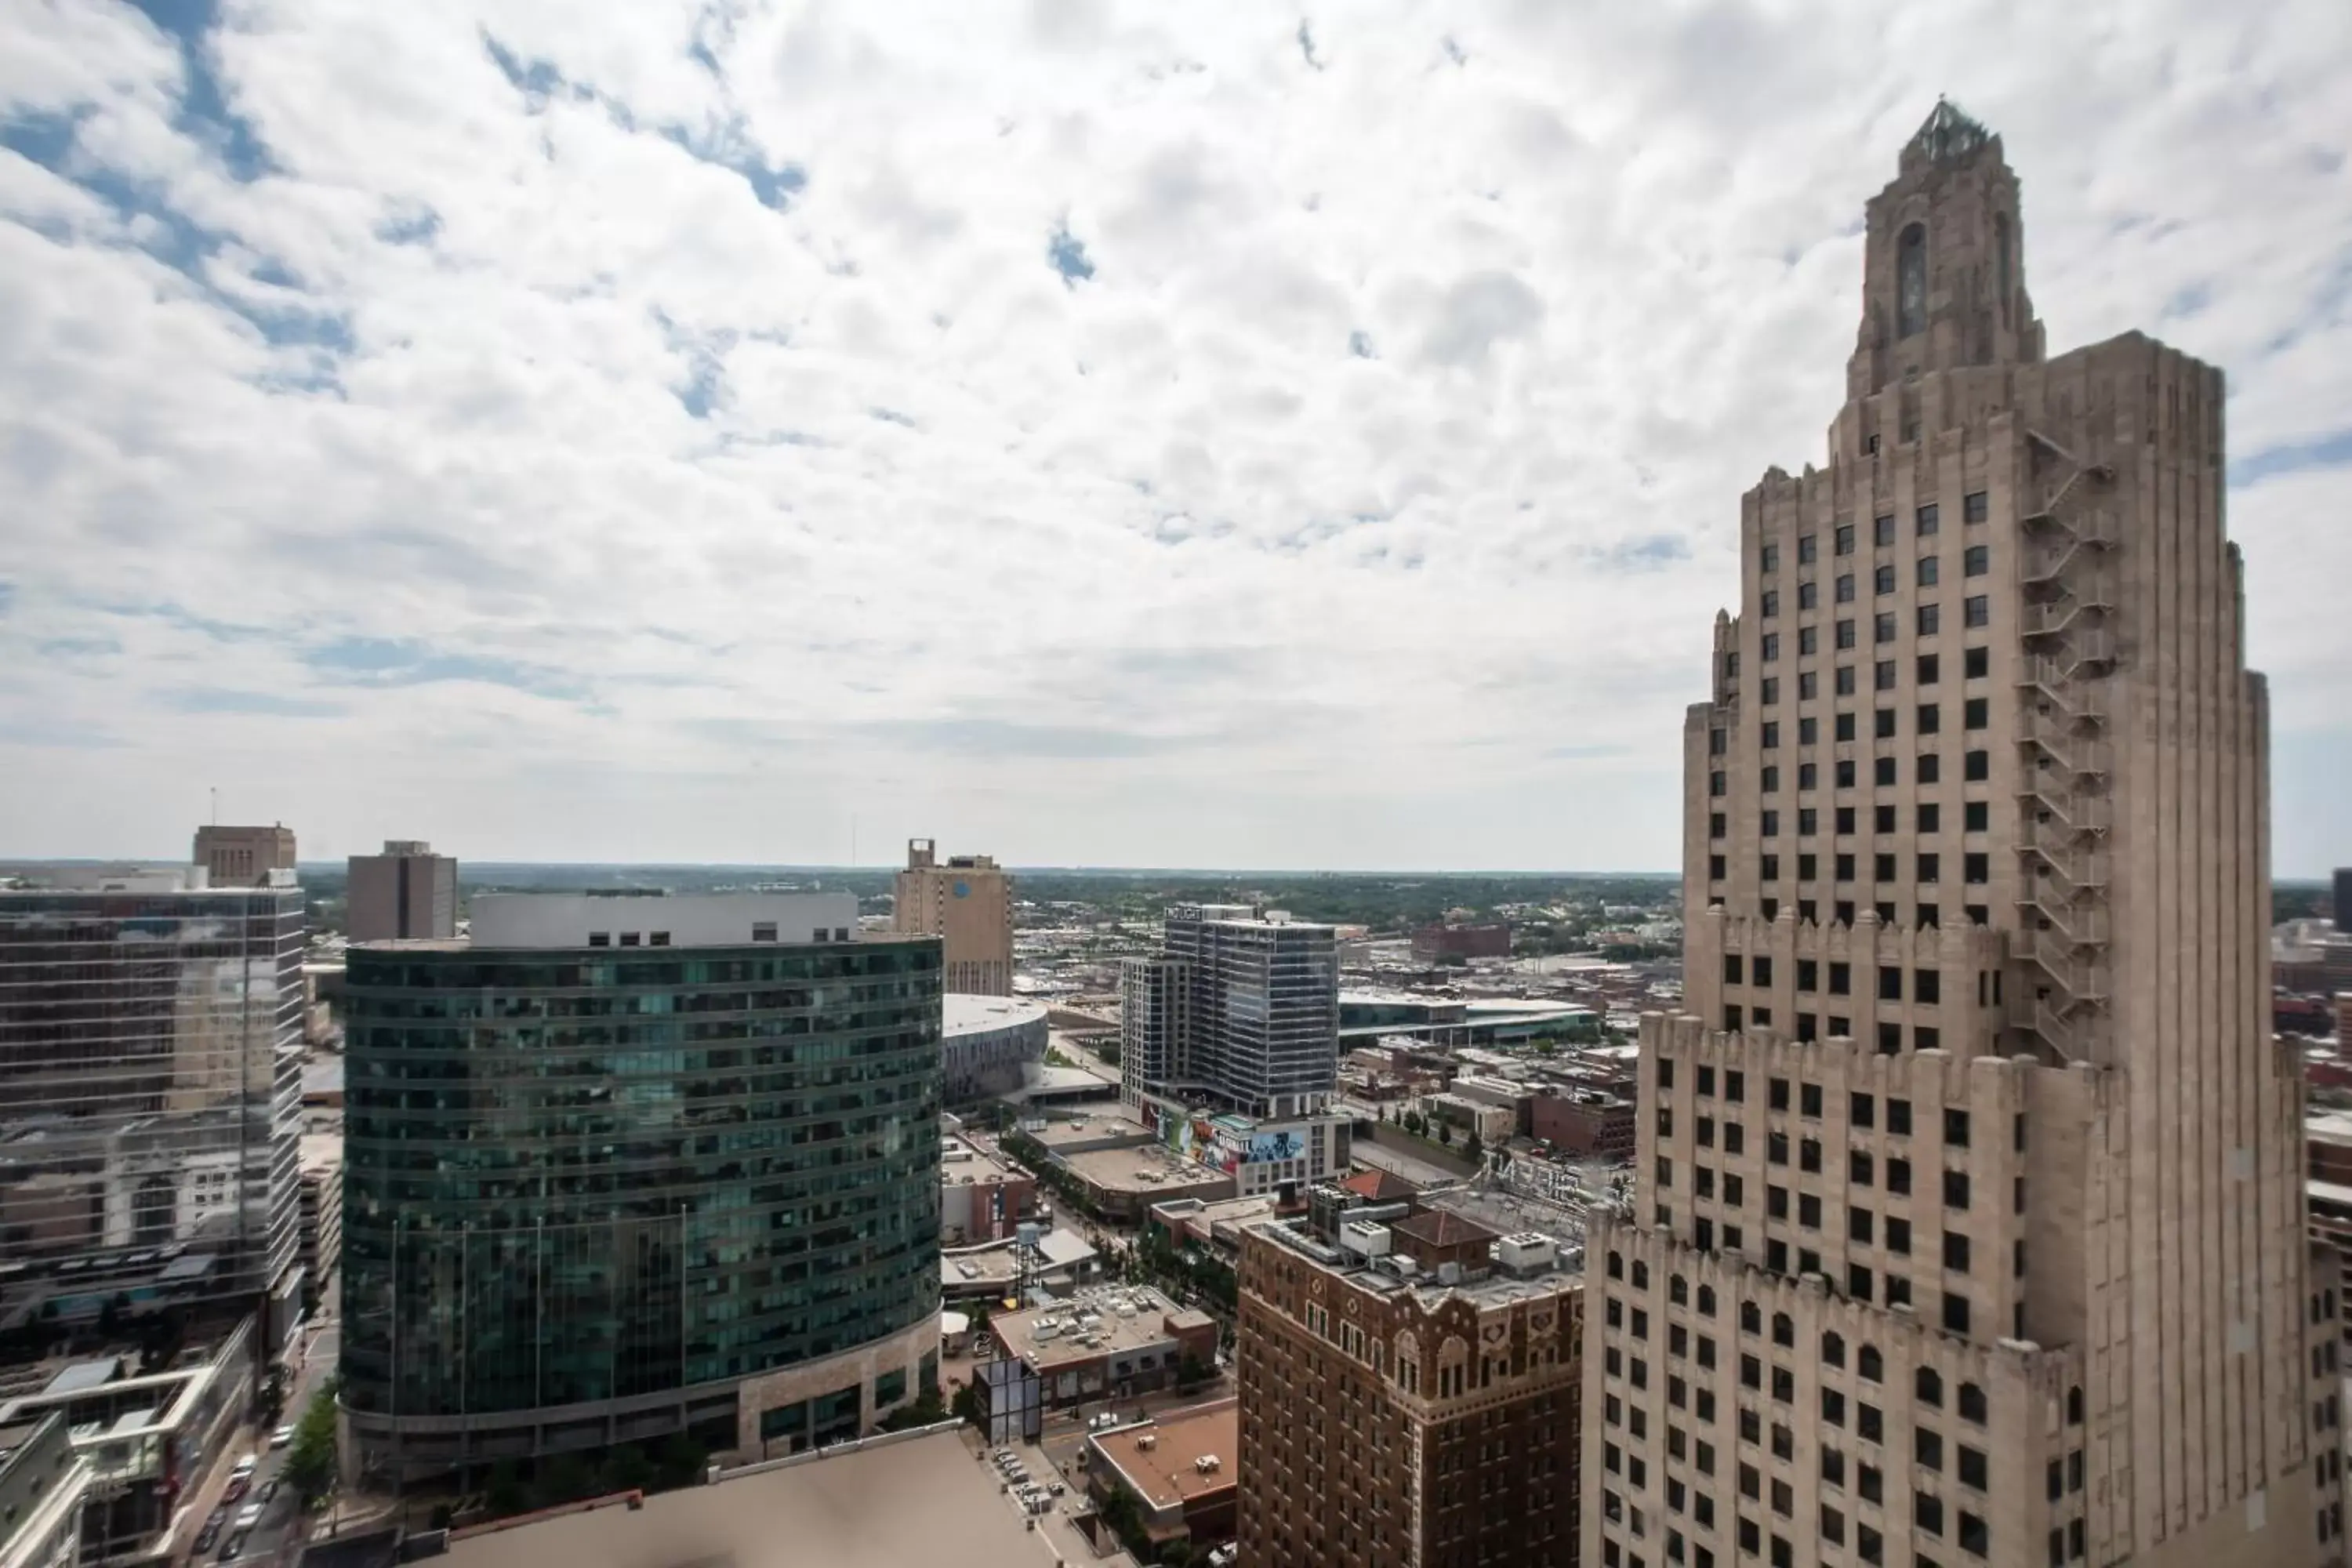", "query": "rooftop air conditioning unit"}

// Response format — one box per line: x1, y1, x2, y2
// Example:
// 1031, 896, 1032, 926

1195, 1454, 1221, 1473
1137, 1435, 1158, 1450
